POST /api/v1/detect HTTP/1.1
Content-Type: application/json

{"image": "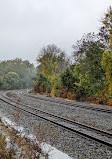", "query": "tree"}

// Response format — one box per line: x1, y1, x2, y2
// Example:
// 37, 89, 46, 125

99, 6, 112, 50
72, 33, 105, 94
33, 73, 51, 93
36, 44, 69, 92
73, 32, 104, 60
101, 50, 112, 95
37, 44, 69, 78
100, 6, 112, 95
60, 68, 78, 92
2, 72, 21, 90
0, 58, 36, 90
